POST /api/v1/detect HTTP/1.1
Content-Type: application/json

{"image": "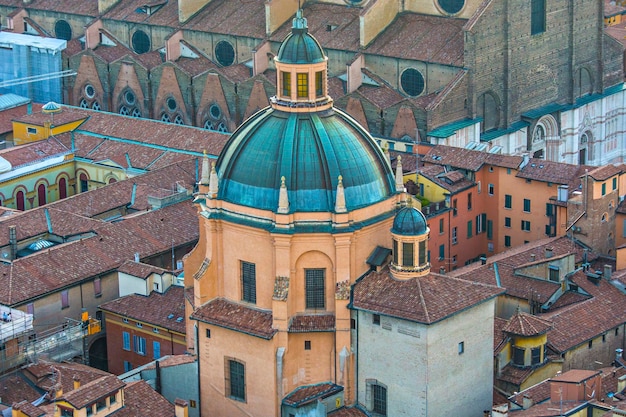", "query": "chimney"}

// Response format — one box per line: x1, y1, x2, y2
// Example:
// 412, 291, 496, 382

175, 399, 189, 417
8, 226, 16, 261
492, 403, 509, 417
545, 247, 553, 258
73, 376, 80, 390
480, 256, 487, 265
603, 265, 612, 280
520, 154, 530, 169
